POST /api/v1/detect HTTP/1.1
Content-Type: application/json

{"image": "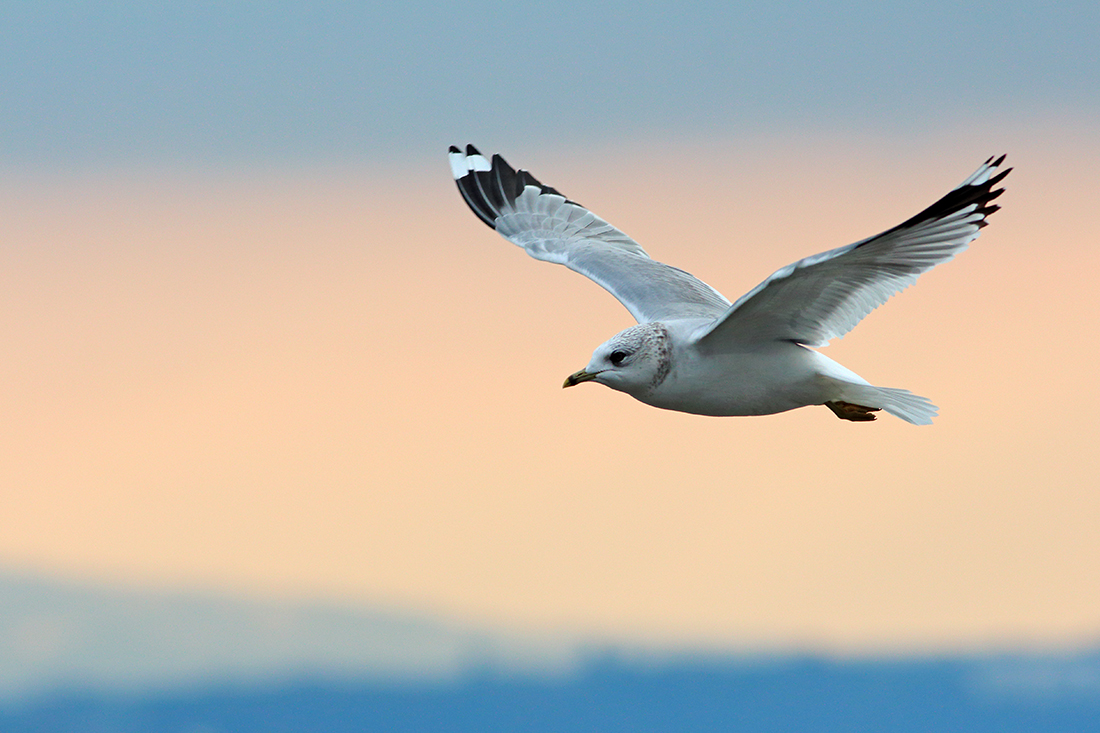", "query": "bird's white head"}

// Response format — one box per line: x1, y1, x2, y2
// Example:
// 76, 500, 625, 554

563, 323, 672, 395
